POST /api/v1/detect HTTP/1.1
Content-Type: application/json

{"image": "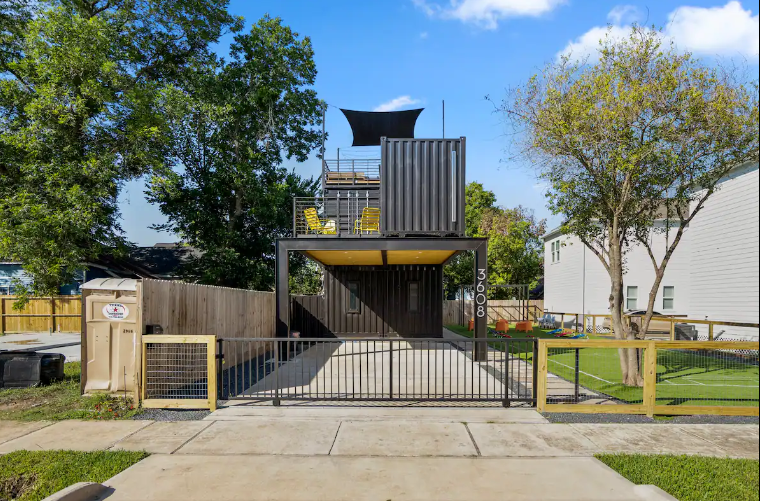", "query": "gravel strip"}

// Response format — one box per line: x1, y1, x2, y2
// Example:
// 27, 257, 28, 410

133, 409, 211, 421
543, 412, 759, 425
